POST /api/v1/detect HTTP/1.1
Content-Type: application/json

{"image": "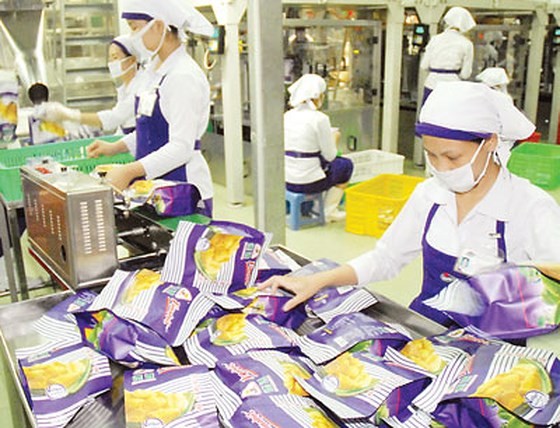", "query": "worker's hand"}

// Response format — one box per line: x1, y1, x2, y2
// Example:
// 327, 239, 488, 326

257, 275, 324, 312
87, 139, 120, 158
105, 166, 136, 192
37, 102, 81, 122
